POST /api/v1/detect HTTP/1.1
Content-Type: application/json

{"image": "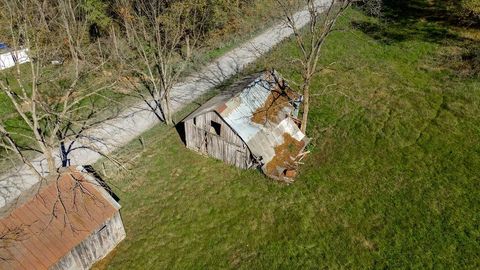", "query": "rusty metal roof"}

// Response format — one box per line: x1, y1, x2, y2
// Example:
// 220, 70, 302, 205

184, 70, 309, 181
184, 71, 266, 121
0, 167, 120, 269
